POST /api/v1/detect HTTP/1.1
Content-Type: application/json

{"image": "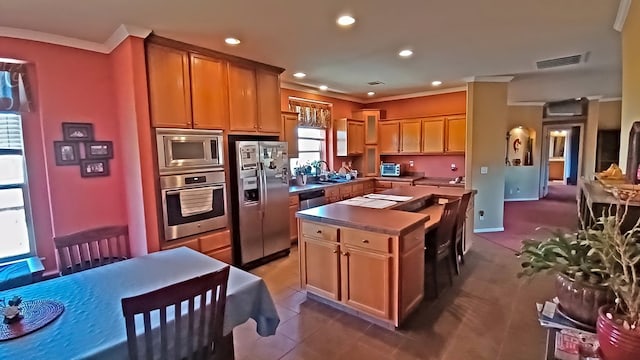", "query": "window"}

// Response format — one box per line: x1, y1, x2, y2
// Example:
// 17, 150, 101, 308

0, 114, 34, 261
290, 127, 326, 175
